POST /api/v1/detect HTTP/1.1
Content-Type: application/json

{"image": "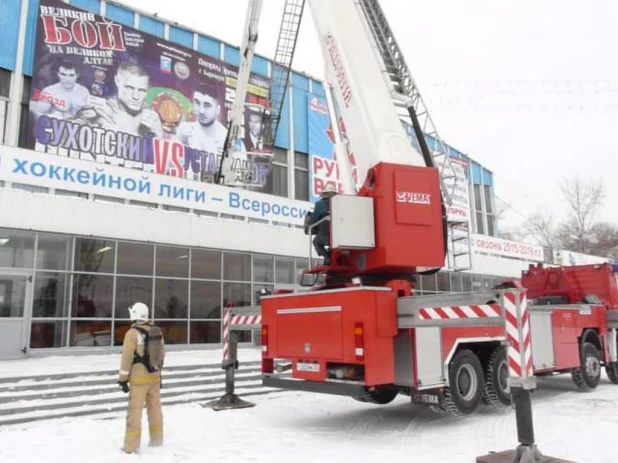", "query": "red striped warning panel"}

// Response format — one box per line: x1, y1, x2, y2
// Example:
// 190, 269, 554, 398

419, 304, 502, 320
